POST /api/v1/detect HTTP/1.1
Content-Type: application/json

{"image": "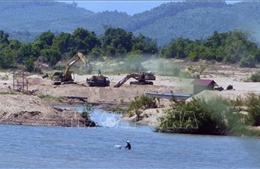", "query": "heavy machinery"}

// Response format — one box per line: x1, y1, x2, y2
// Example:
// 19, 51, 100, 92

51, 52, 92, 85
86, 70, 110, 87
114, 71, 156, 88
